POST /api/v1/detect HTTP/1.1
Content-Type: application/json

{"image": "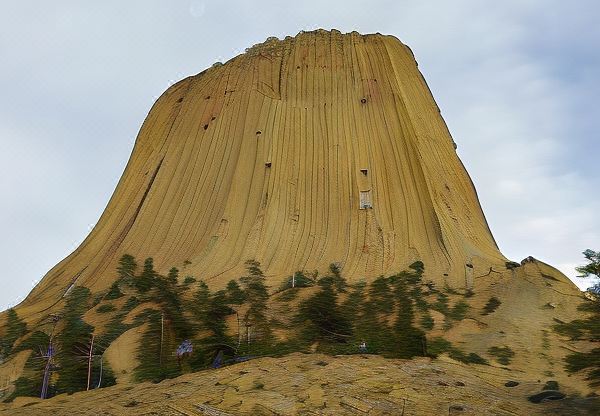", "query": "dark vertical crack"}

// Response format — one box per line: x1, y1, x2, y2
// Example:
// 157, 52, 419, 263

114, 156, 165, 248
